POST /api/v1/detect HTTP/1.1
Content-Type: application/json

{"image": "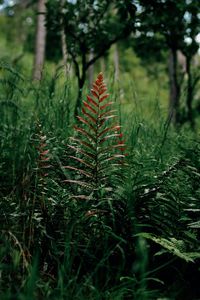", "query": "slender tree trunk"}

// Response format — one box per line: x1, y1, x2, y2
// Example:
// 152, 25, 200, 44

114, 43, 120, 81
168, 48, 180, 125
60, 0, 69, 77
100, 56, 106, 74
61, 23, 68, 76
88, 49, 94, 88
113, 43, 124, 100
75, 75, 85, 117
74, 50, 87, 117
32, 0, 47, 81
186, 56, 194, 128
